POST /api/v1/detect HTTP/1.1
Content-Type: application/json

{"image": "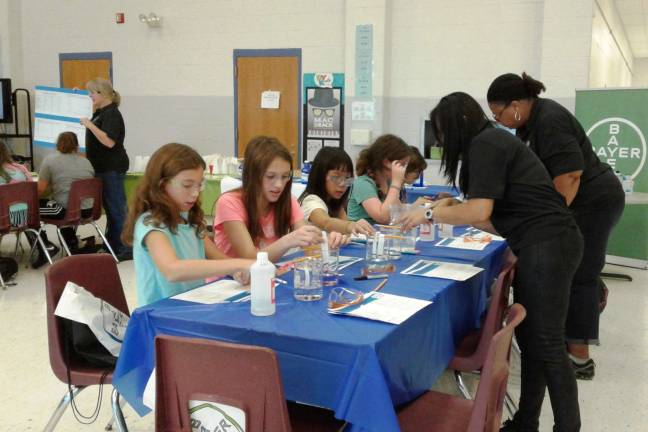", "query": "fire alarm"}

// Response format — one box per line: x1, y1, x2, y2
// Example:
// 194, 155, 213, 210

115, 13, 125, 24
